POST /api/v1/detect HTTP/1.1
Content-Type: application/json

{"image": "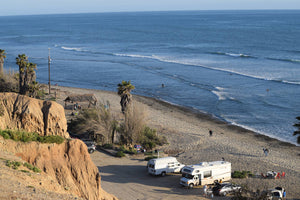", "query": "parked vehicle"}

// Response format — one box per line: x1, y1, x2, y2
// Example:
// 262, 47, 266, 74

180, 161, 231, 188
147, 157, 185, 176
83, 140, 96, 154
212, 182, 242, 196
264, 187, 285, 200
